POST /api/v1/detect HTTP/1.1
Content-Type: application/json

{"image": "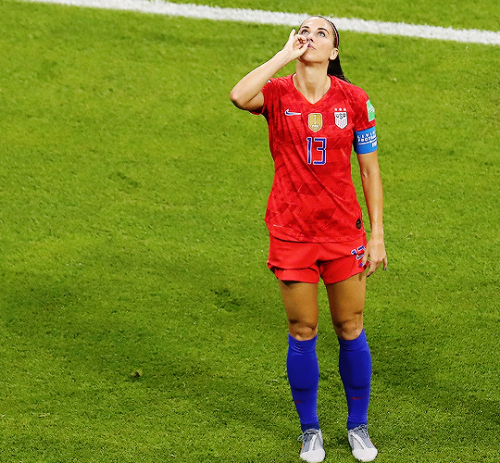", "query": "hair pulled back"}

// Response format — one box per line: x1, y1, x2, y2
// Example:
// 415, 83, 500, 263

303, 16, 350, 83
